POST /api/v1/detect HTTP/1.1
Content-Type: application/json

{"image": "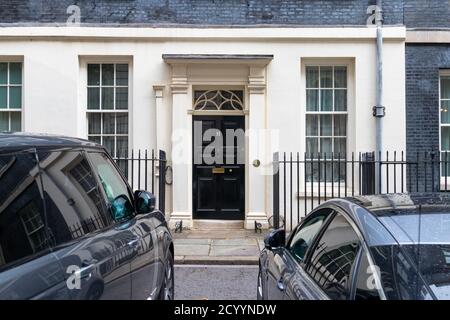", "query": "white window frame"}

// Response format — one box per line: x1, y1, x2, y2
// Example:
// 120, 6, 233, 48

83, 60, 131, 160
305, 65, 348, 158
0, 60, 23, 132
439, 70, 450, 181
300, 59, 355, 195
